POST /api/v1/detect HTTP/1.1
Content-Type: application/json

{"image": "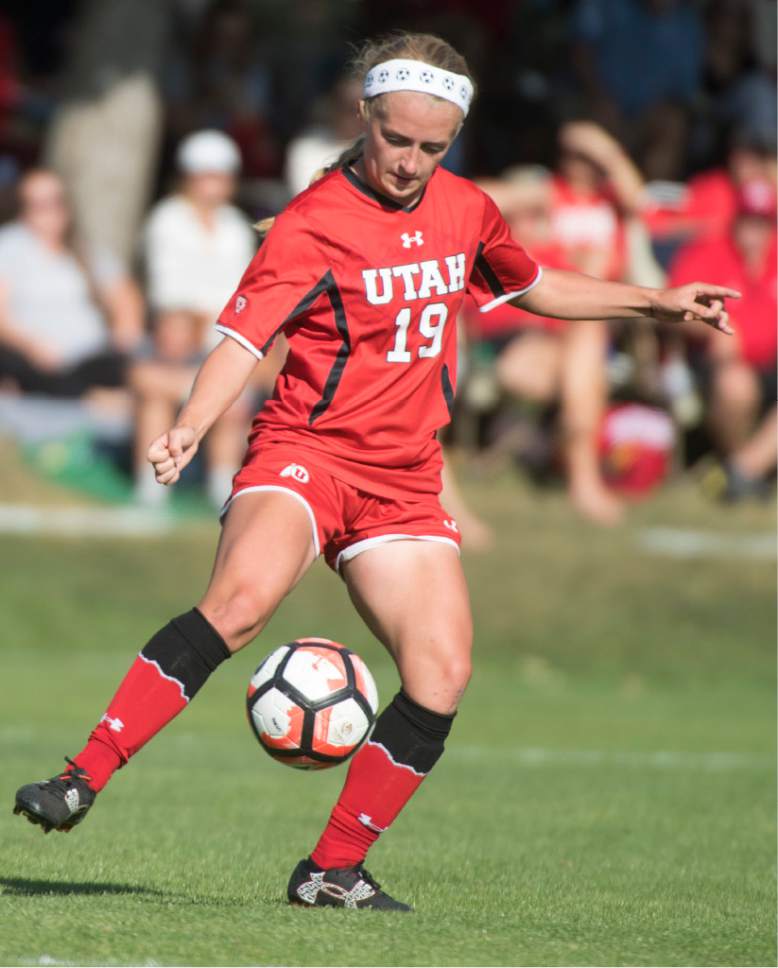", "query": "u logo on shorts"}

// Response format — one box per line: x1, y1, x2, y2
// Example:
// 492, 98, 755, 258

280, 463, 310, 484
